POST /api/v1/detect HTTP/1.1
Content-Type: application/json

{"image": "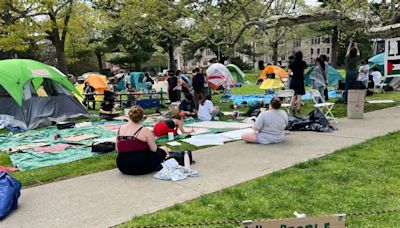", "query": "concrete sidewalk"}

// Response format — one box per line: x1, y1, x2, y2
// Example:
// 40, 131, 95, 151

2, 106, 400, 228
